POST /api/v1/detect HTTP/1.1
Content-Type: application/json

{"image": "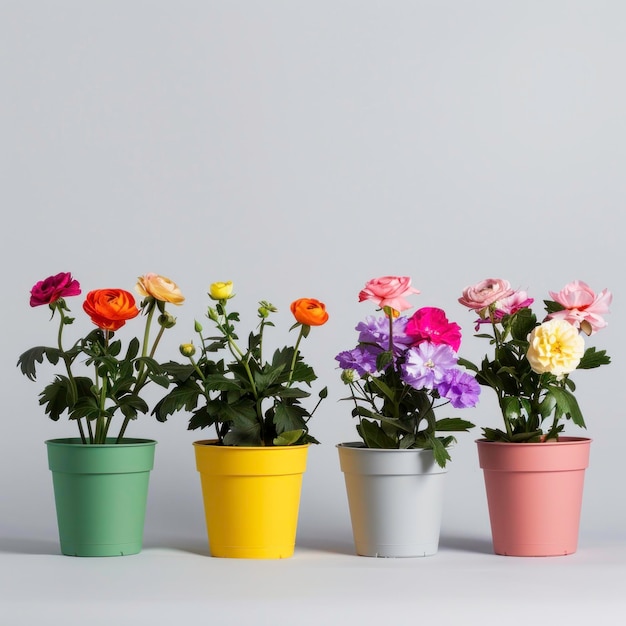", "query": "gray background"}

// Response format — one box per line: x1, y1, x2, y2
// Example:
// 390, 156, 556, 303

1, 1, 624, 624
